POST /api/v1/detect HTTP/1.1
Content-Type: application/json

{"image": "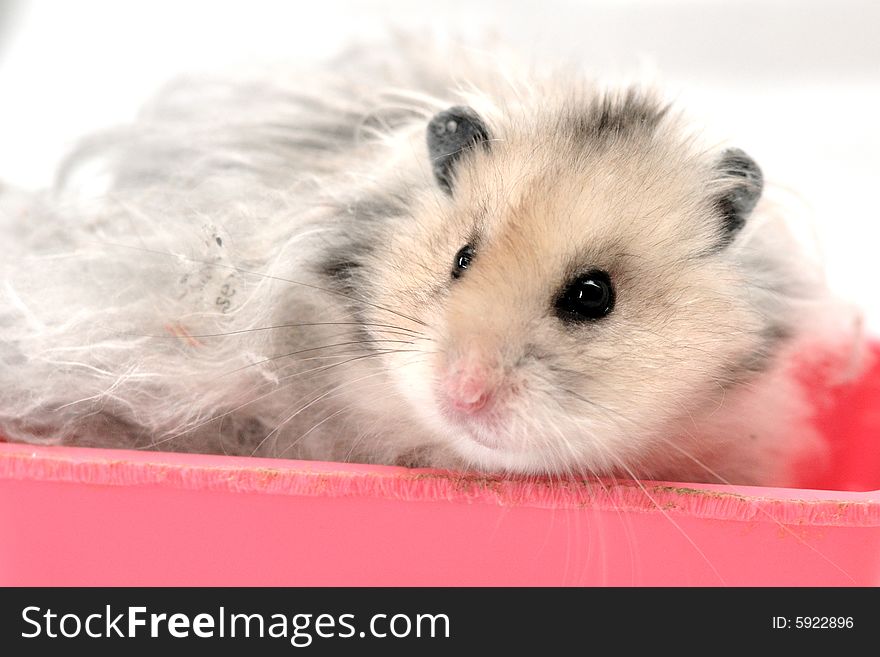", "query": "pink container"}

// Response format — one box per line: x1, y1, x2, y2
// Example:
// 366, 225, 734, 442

2, 344, 879, 586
